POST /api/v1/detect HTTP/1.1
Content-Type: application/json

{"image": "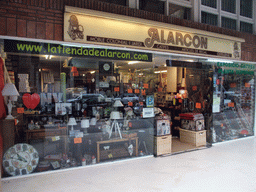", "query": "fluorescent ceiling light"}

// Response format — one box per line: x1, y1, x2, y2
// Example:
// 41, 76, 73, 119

154, 70, 167, 73
128, 61, 140, 64
207, 59, 233, 63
